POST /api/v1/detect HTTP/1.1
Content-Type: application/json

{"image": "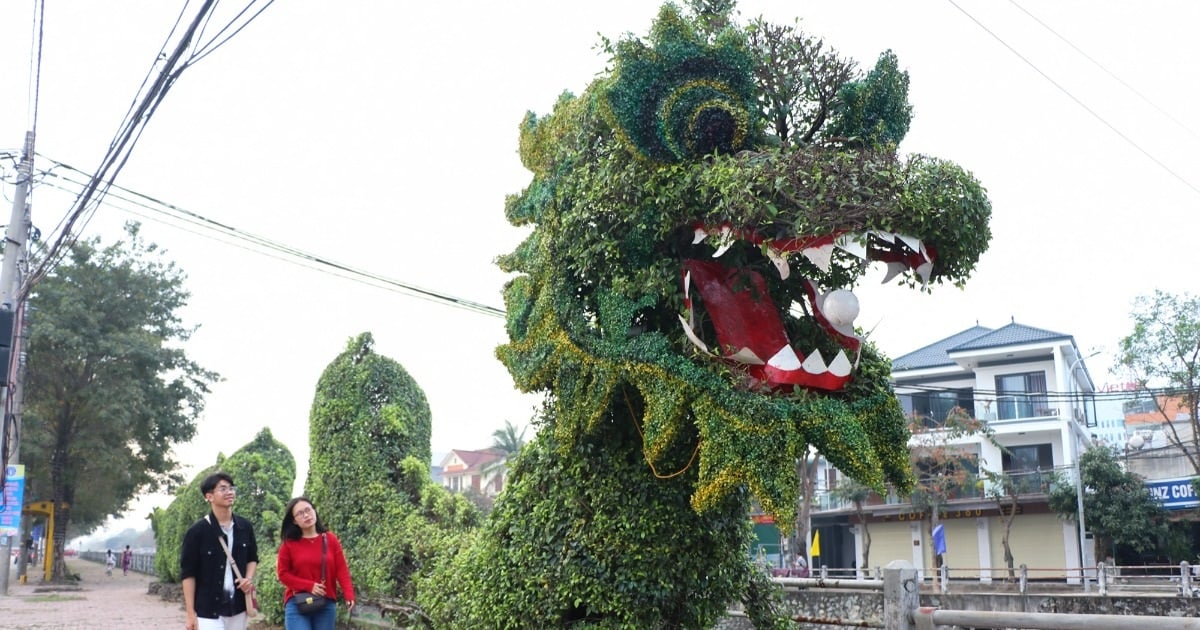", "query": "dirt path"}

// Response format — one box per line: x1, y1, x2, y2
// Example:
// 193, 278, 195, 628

0, 558, 184, 629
